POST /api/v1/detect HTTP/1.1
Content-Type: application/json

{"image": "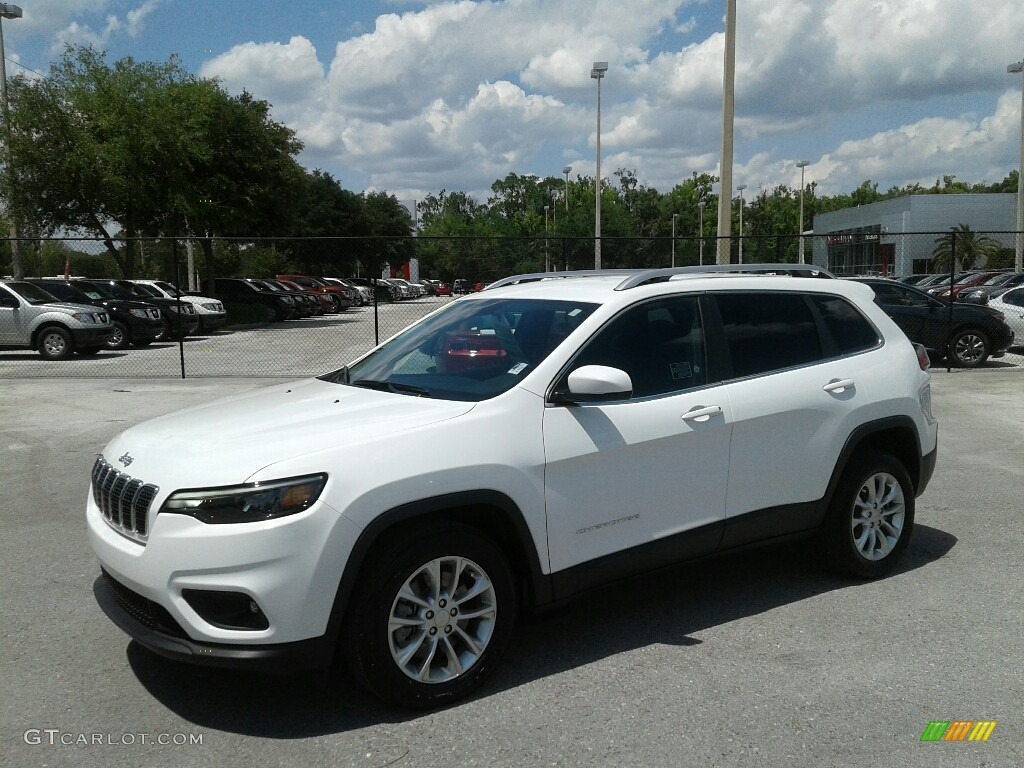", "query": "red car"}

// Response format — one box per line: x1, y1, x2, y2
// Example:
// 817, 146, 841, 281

434, 283, 452, 297
275, 274, 352, 312
276, 278, 331, 315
